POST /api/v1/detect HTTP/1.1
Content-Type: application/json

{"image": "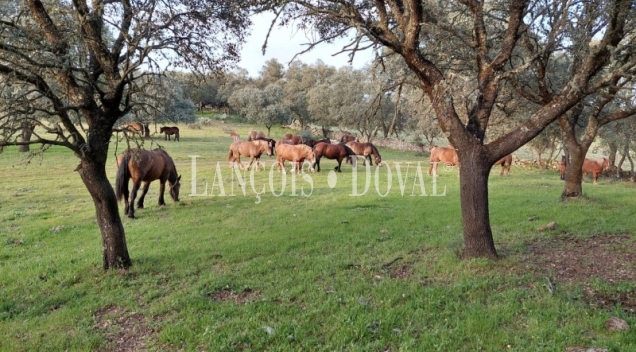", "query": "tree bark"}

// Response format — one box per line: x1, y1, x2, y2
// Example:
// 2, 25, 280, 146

18, 123, 35, 152
608, 141, 618, 166
457, 149, 498, 259
561, 143, 586, 198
